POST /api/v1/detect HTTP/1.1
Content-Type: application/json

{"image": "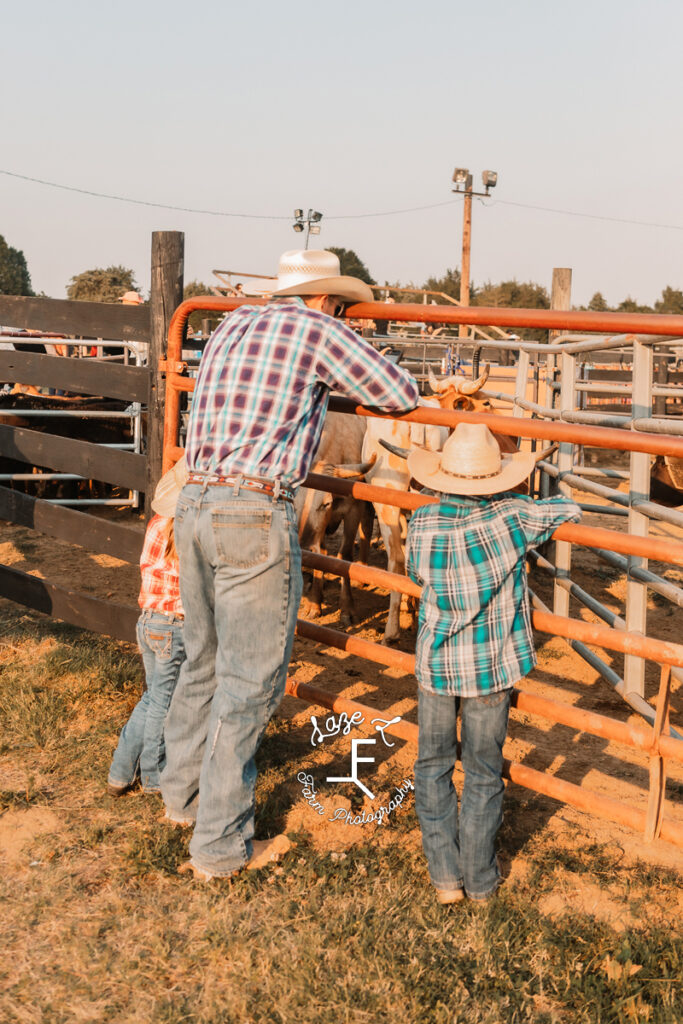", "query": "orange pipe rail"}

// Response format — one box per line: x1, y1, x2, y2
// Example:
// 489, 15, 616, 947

326, 396, 683, 459
285, 677, 683, 847
165, 297, 683, 846
161, 297, 683, 469
304, 474, 683, 567
300, 550, 683, 672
